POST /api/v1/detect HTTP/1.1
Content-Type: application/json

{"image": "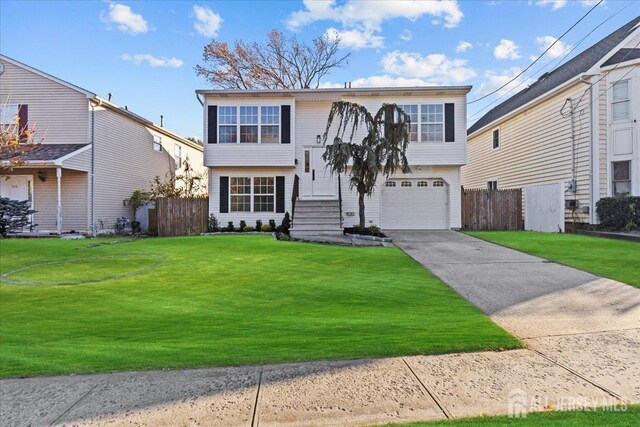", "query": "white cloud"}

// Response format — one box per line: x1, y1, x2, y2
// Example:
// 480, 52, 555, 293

286, 0, 463, 49
100, 3, 149, 35
579, 0, 604, 7
325, 27, 383, 49
475, 67, 532, 97
381, 50, 476, 84
456, 40, 473, 53
535, 0, 567, 10
400, 29, 413, 41
321, 75, 433, 88
535, 35, 571, 58
193, 5, 222, 38
494, 39, 521, 60
121, 54, 183, 68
